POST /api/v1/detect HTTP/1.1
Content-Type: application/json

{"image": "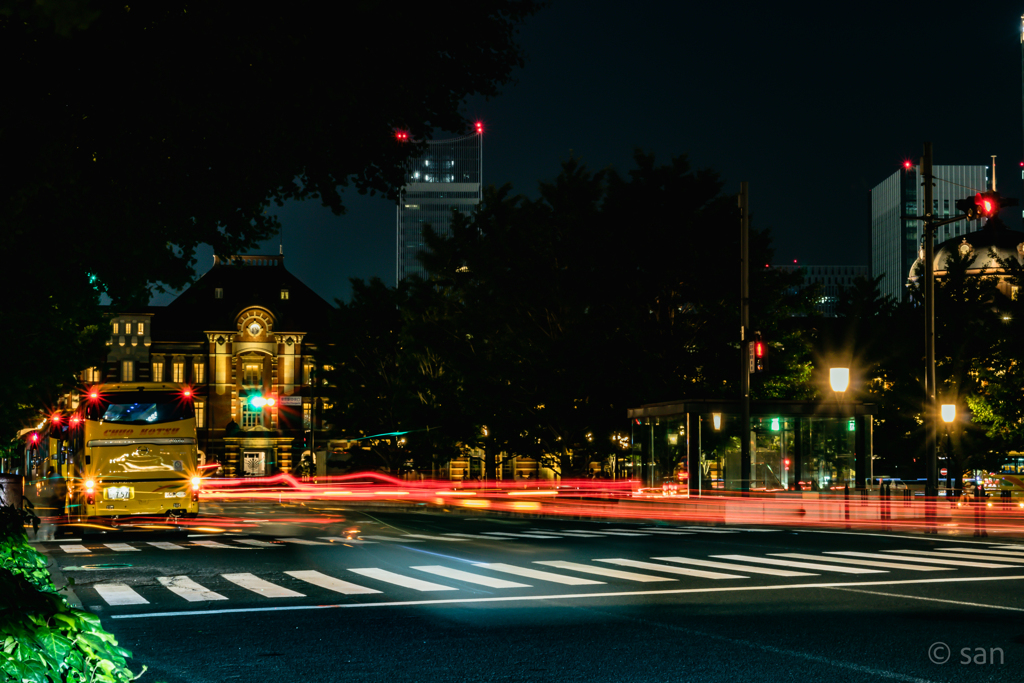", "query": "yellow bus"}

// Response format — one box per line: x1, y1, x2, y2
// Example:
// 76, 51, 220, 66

65, 382, 201, 524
